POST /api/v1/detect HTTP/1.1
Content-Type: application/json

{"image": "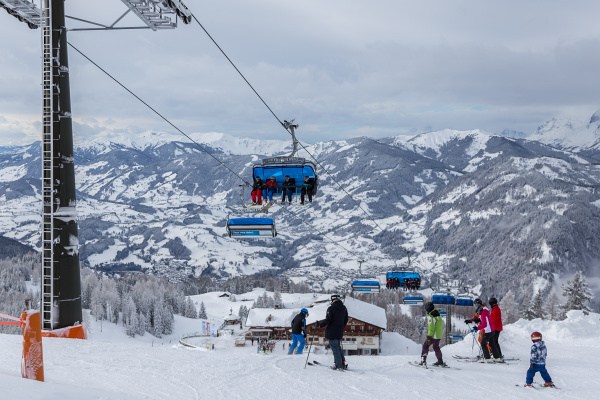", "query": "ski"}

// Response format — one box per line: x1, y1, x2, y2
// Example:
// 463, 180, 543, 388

516, 384, 537, 389
408, 361, 432, 370
539, 384, 559, 389
308, 360, 350, 371
453, 355, 519, 361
